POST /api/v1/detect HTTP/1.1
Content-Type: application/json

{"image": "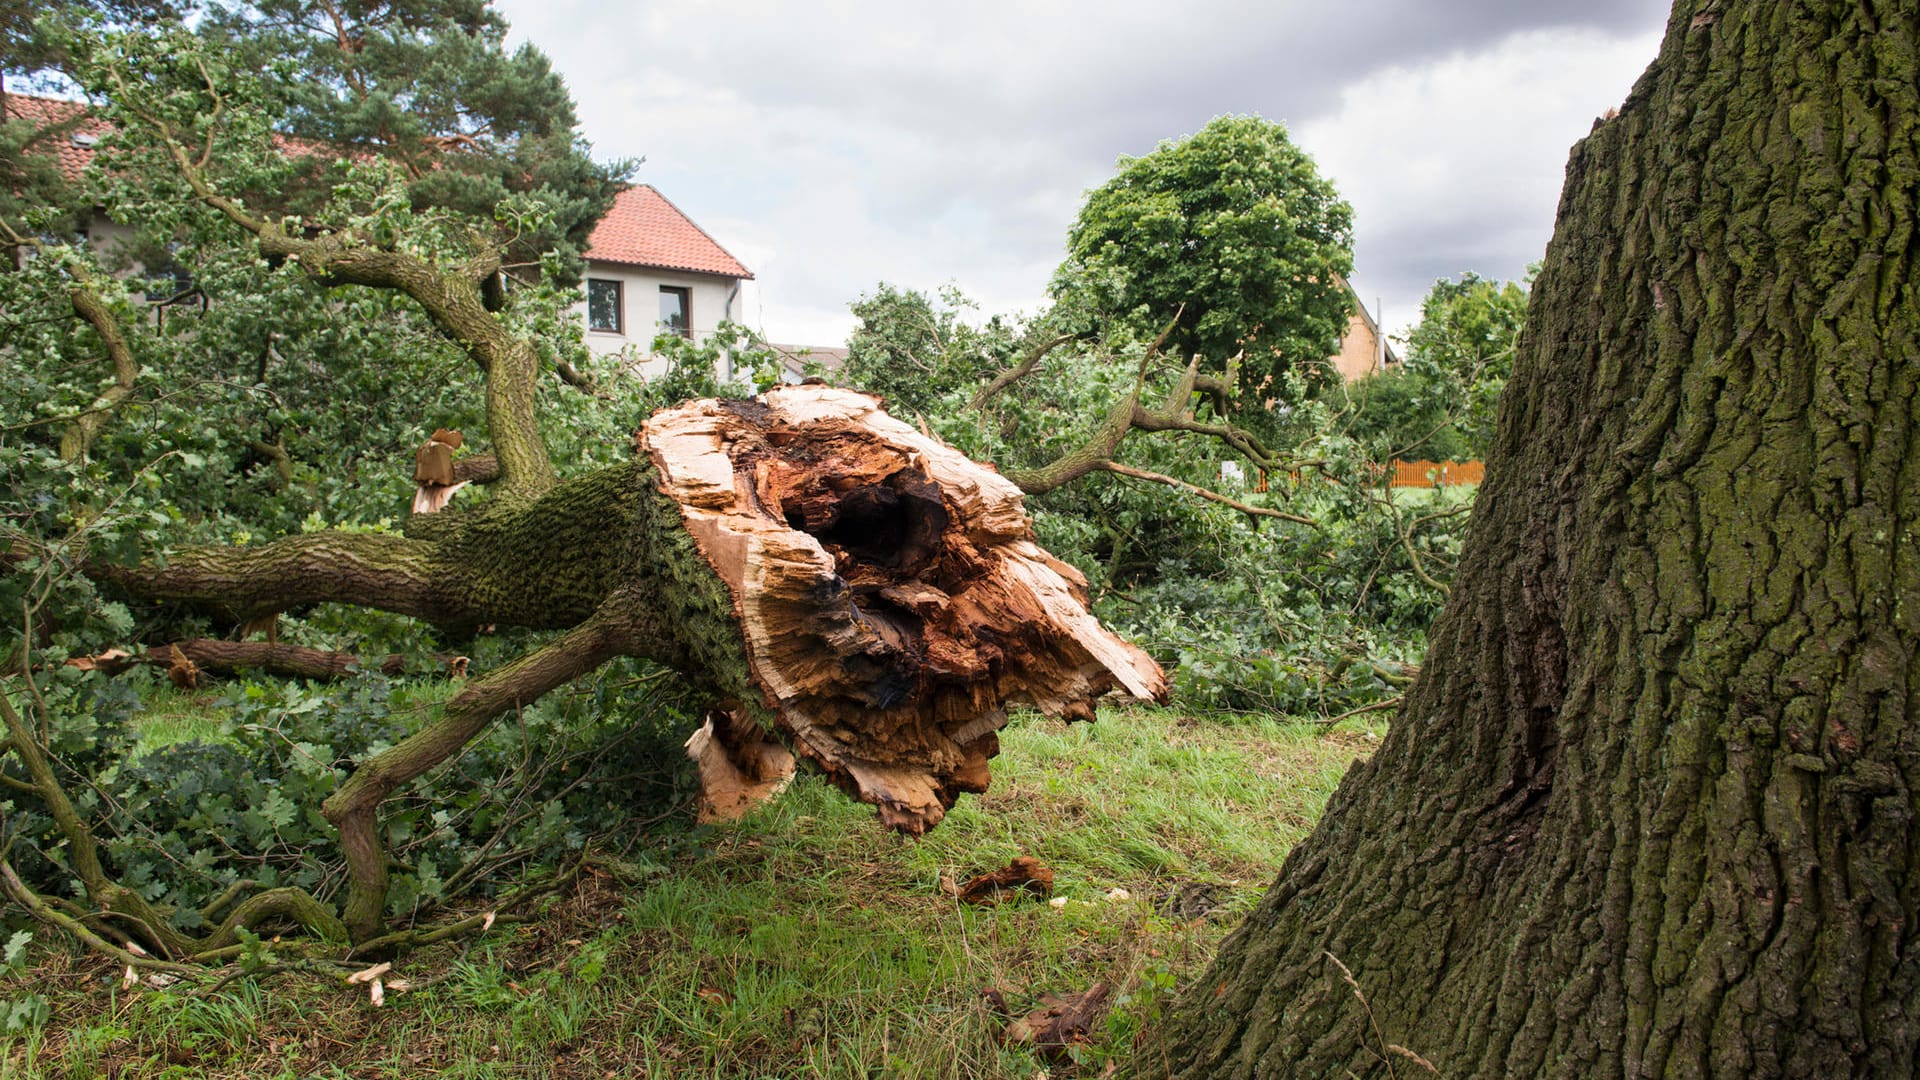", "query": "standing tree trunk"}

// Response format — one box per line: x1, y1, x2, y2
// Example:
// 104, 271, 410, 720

1160, 3, 1918, 1077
